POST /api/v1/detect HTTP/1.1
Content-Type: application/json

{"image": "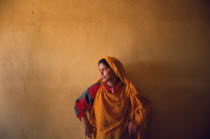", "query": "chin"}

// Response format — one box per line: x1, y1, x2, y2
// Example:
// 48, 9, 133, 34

102, 78, 108, 82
